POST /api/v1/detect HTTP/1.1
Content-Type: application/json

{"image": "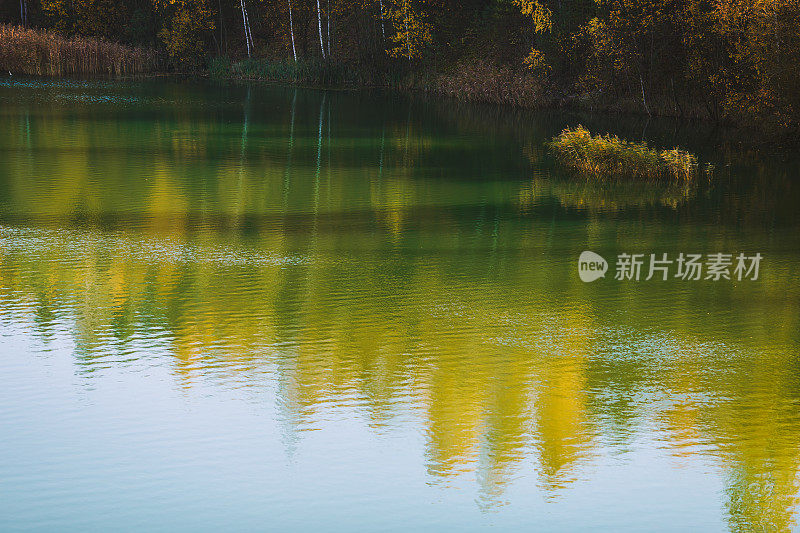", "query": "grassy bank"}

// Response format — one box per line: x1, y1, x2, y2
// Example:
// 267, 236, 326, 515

198, 57, 800, 130
0, 25, 158, 77
0, 21, 791, 134
208, 57, 390, 87
550, 126, 702, 182
209, 57, 553, 109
